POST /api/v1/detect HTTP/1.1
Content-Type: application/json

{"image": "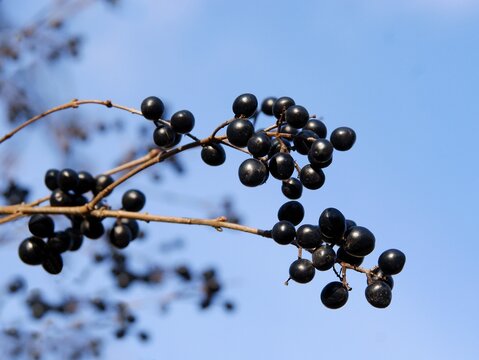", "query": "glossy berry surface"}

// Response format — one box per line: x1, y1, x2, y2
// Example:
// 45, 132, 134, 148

247, 132, 271, 158
378, 249, 406, 275
76, 171, 95, 194
238, 158, 268, 187
110, 224, 132, 249
269, 152, 295, 180
57, 168, 79, 192
226, 119, 254, 147
296, 224, 322, 249
344, 226, 375, 257
281, 178, 303, 199
141, 96, 164, 120
312, 245, 336, 271
299, 165, 325, 190
18, 237, 46, 265
122, 189, 146, 212
153, 125, 176, 147
50, 189, 73, 207
120, 218, 140, 240
330, 126, 356, 151
284, 105, 309, 129
272, 96, 295, 119
268, 138, 291, 158
321, 282, 349, 309
28, 214, 55, 238
201, 143, 226, 166
289, 259, 315, 284
319, 208, 346, 241
44, 169, 59, 191
65, 228, 83, 251
308, 139, 333, 165
232, 93, 258, 118
371, 268, 394, 290
271, 220, 296, 245
293, 130, 319, 155
303, 119, 327, 138
365, 281, 392, 308
260, 96, 276, 115
93, 174, 114, 195
170, 110, 195, 134
277, 201, 304, 226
